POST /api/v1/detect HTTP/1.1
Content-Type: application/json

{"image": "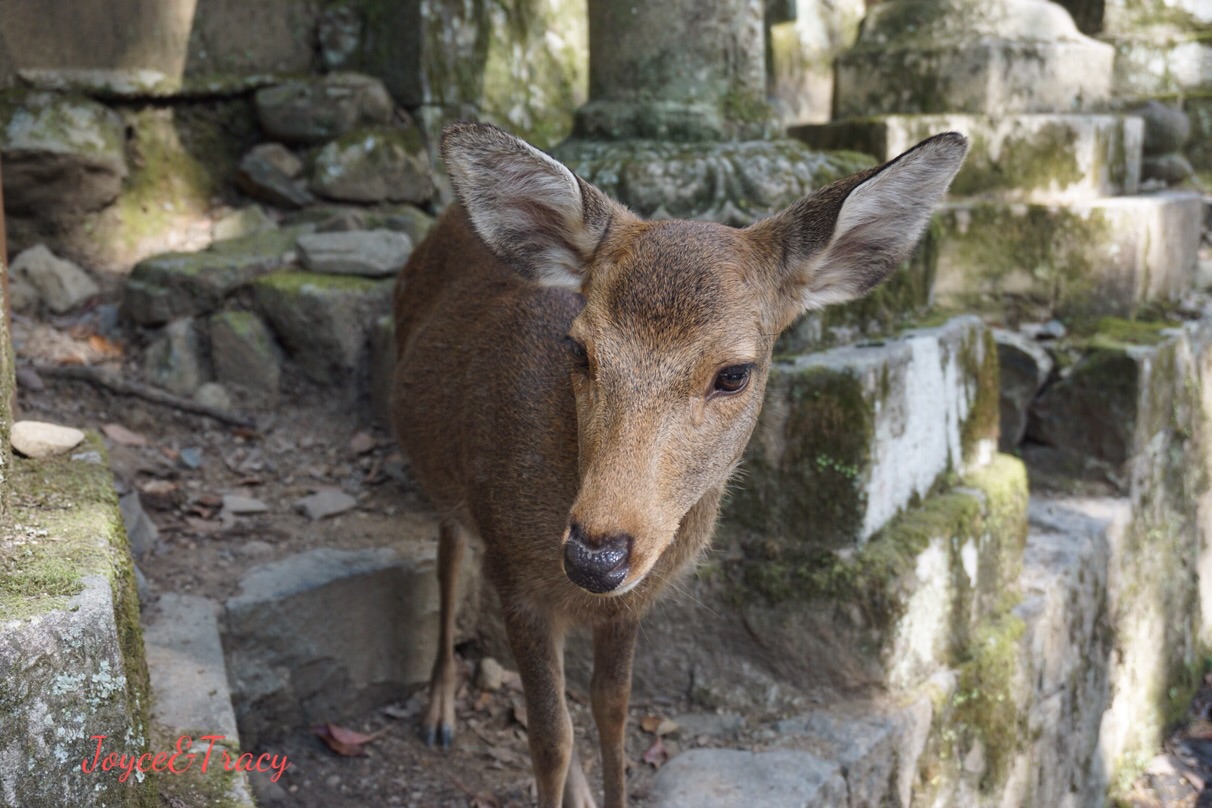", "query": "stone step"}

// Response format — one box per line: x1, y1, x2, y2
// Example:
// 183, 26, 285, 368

1107, 33, 1212, 99
724, 315, 999, 551
0, 435, 153, 807
926, 192, 1203, 321
1023, 306, 1212, 493
143, 594, 256, 807
221, 542, 481, 749
834, 1, 1113, 118
792, 114, 1143, 204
